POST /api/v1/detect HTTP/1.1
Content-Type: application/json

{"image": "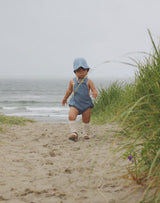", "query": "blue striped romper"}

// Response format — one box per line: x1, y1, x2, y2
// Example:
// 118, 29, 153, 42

69, 77, 94, 114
